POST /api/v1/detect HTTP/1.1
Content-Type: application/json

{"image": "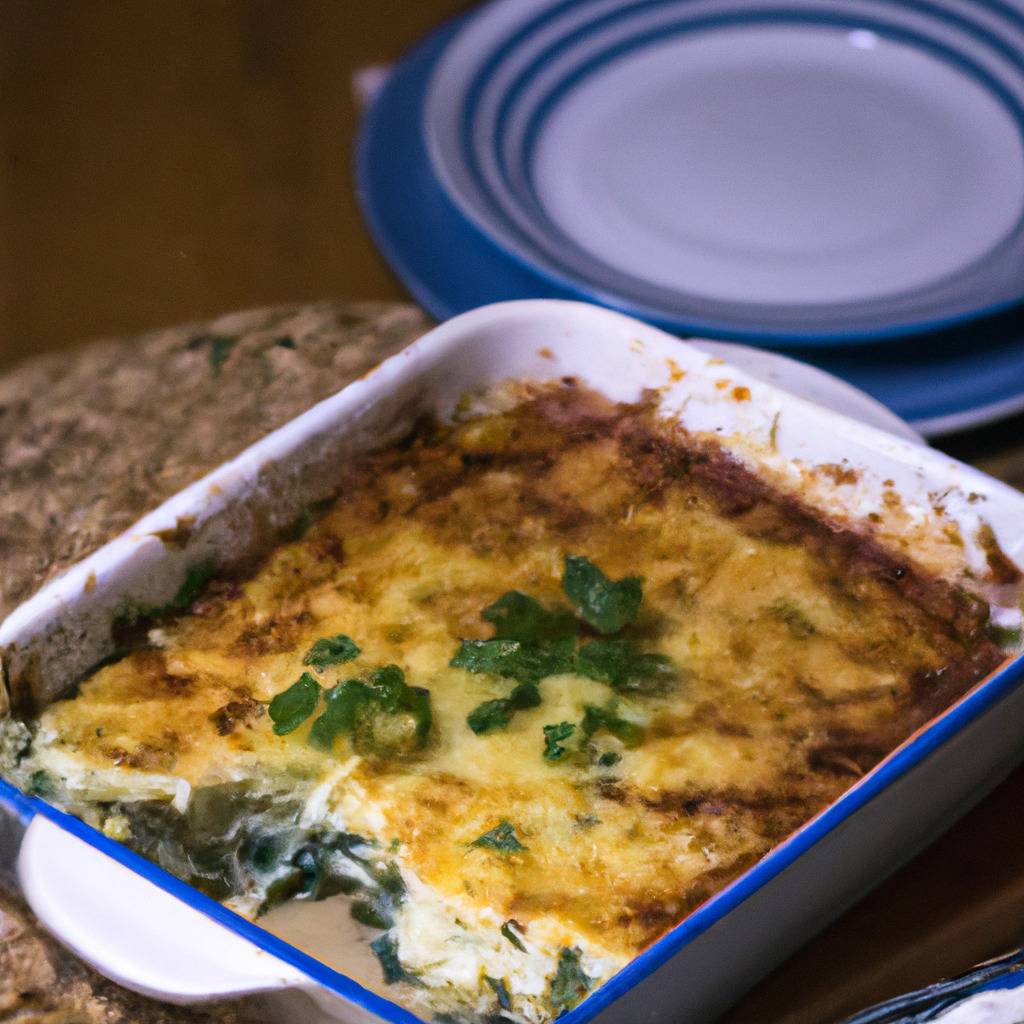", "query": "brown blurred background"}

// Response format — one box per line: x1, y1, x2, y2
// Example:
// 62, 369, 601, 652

5, 6, 1024, 1024
0, 0, 475, 369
